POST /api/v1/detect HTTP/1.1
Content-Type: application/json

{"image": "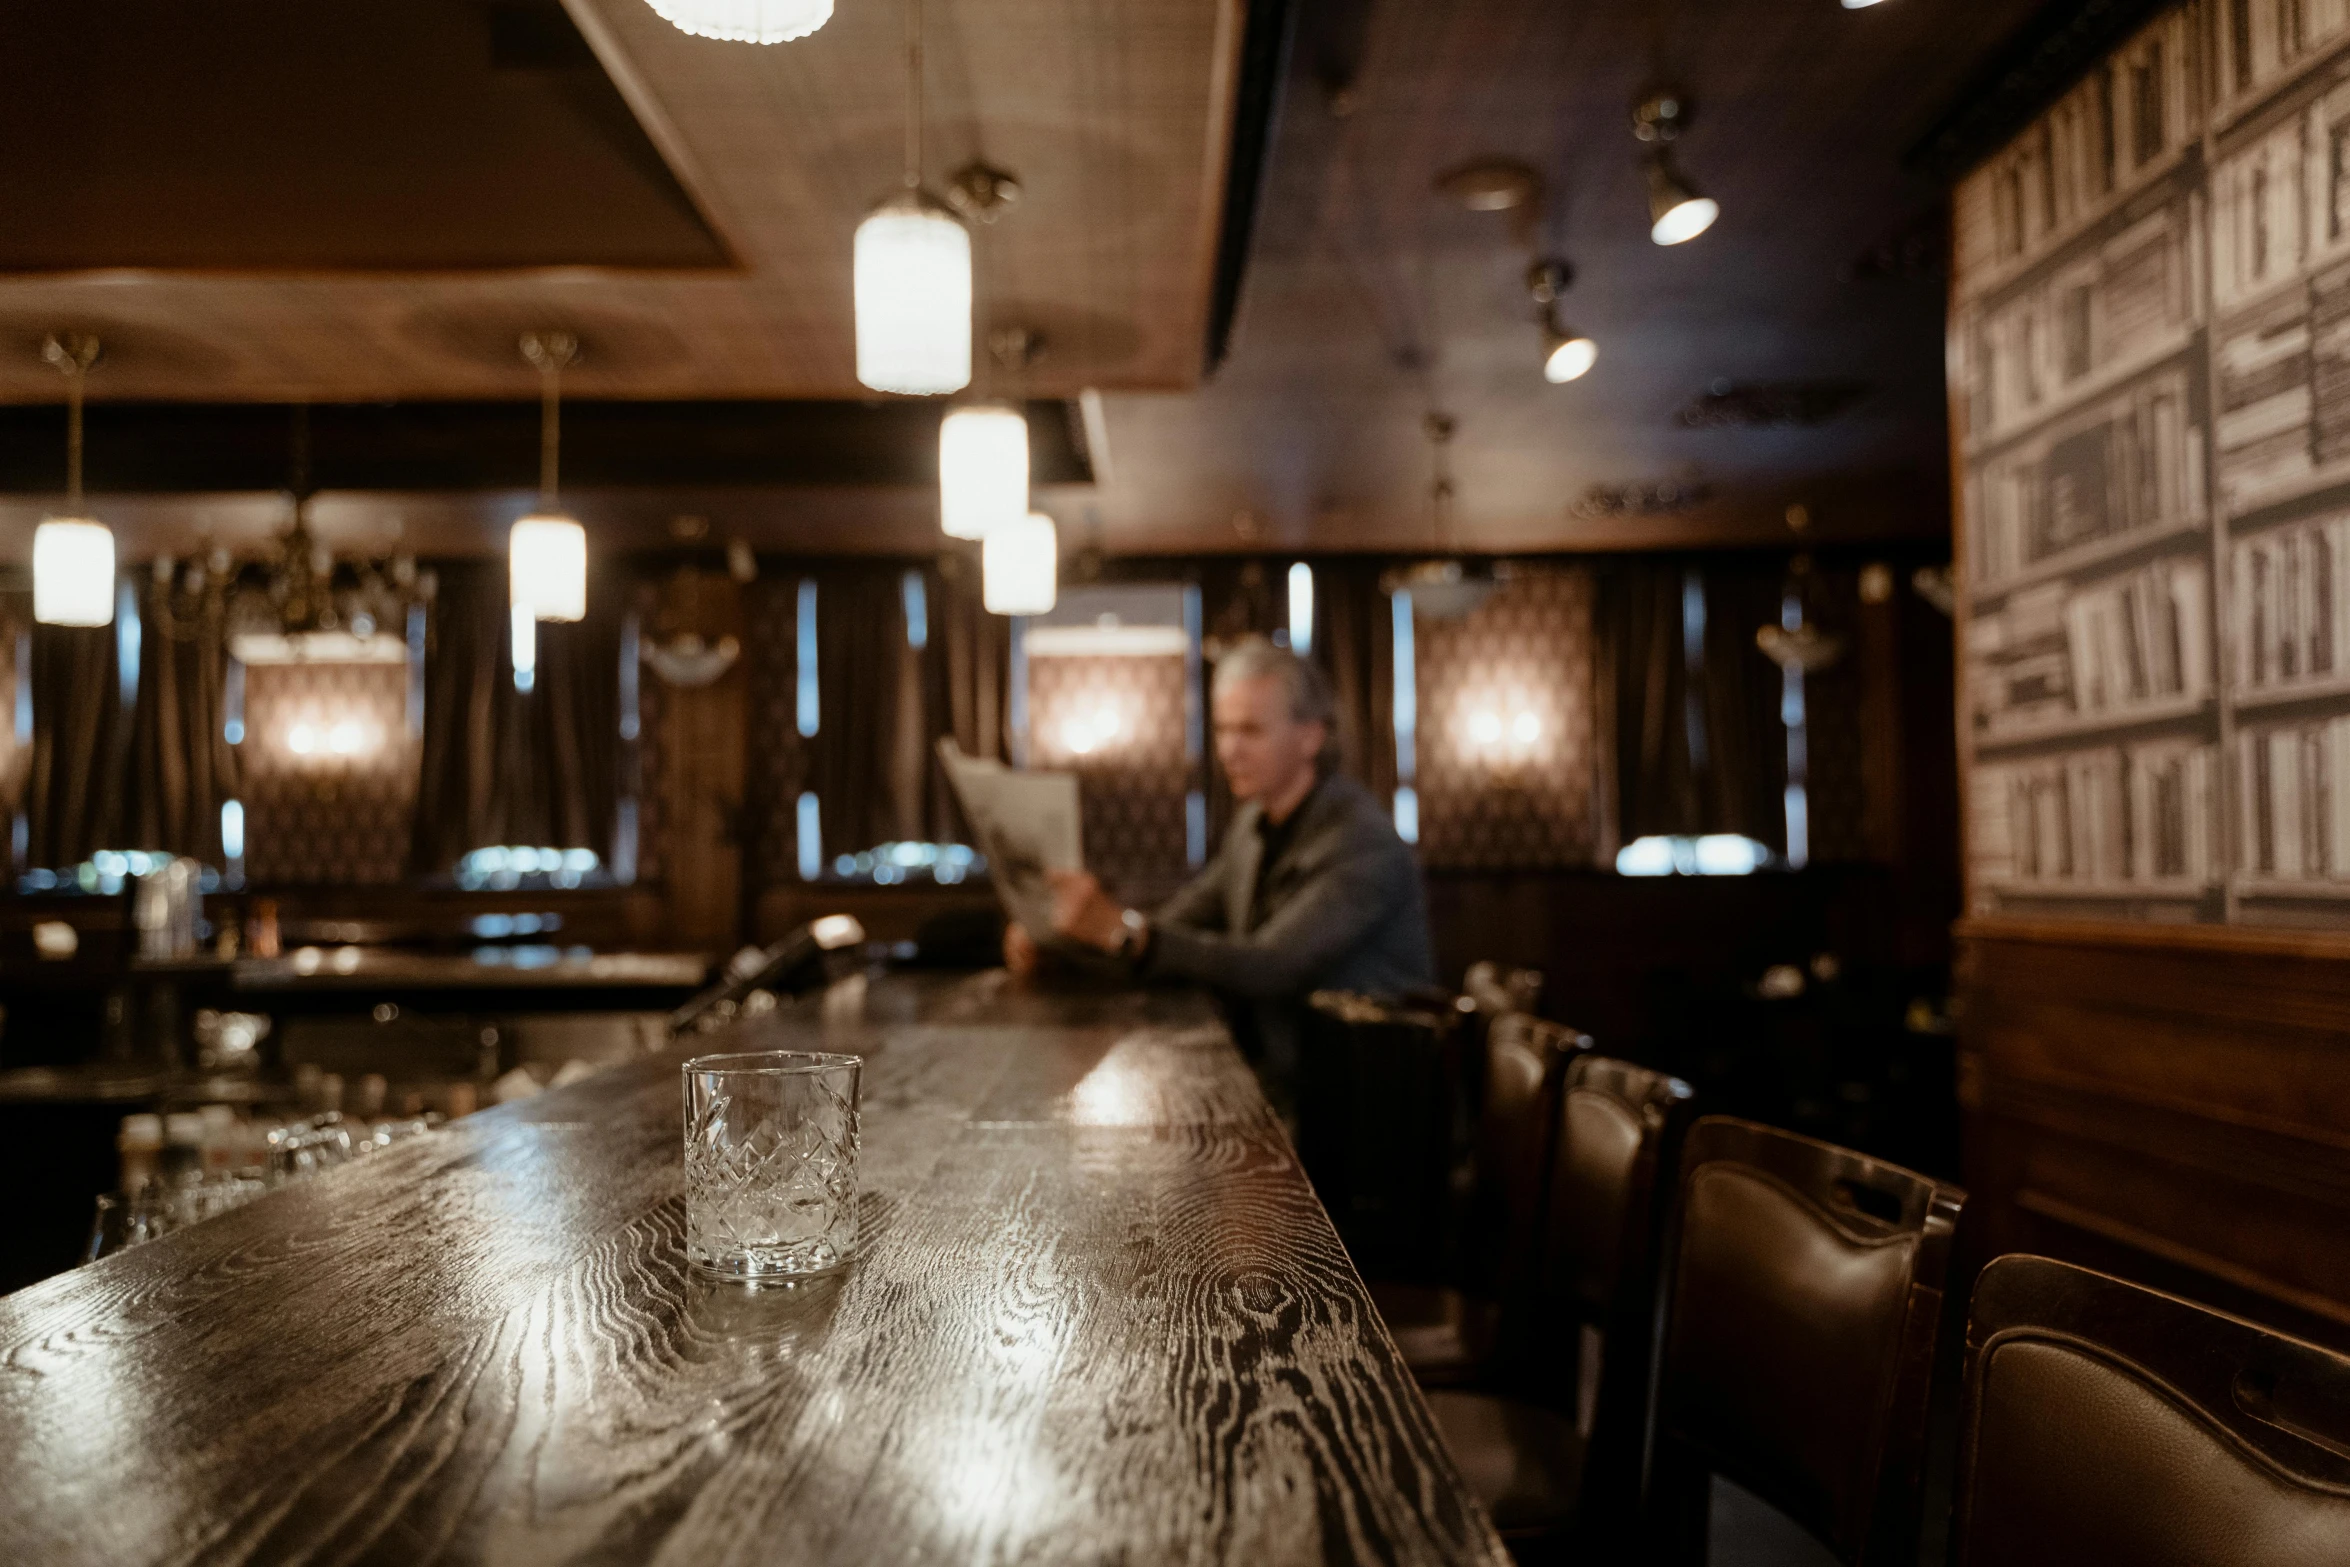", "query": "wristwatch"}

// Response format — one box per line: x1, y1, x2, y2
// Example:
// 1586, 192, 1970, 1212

1114, 906, 1151, 962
